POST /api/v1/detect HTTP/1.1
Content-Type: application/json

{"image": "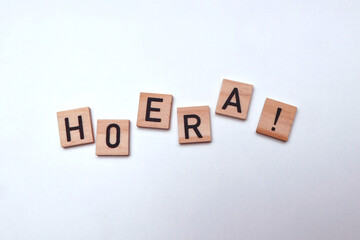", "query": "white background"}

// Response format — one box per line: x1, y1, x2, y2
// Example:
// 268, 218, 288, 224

1, 0, 360, 239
